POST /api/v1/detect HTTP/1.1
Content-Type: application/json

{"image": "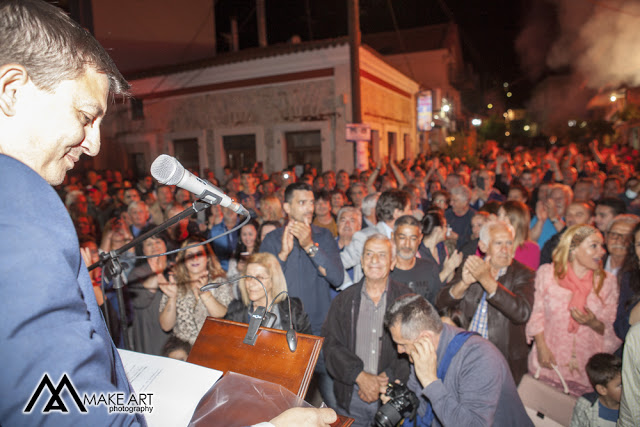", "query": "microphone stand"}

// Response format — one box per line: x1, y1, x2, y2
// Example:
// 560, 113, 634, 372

89, 201, 210, 351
